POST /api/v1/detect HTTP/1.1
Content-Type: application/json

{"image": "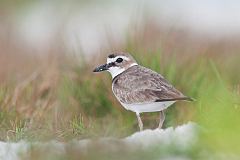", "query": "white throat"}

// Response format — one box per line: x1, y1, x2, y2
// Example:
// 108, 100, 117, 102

108, 63, 138, 79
